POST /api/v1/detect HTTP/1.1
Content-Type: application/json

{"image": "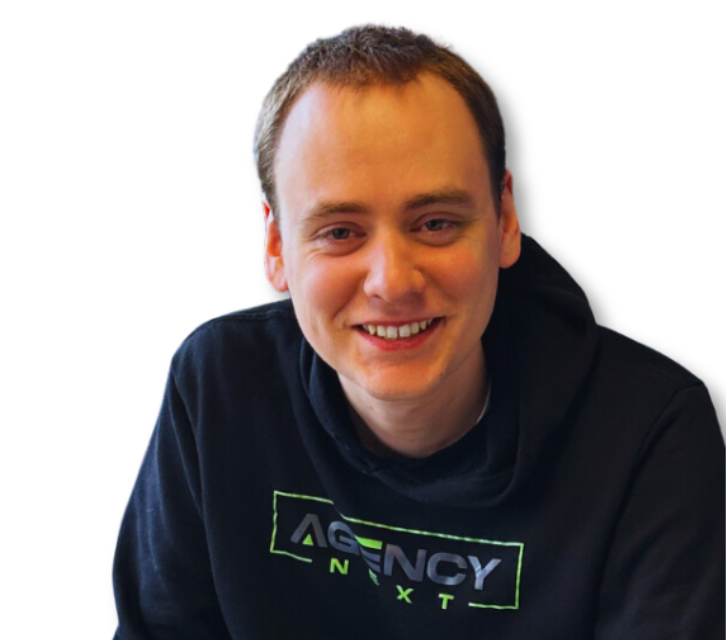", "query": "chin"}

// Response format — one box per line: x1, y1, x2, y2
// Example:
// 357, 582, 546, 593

344, 370, 442, 403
